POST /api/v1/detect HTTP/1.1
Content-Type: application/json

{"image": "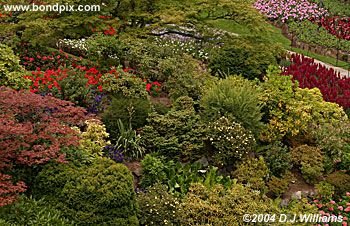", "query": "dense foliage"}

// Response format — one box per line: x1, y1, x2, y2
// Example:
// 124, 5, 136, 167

0, 87, 88, 206
283, 54, 350, 110
0, 0, 349, 224
33, 158, 138, 225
